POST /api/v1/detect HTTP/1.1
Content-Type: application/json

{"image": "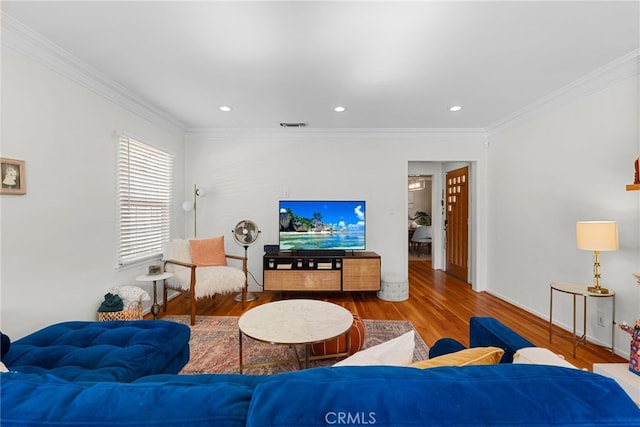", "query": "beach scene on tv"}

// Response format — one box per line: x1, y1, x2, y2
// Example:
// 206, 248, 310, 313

279, 200, 366, 250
